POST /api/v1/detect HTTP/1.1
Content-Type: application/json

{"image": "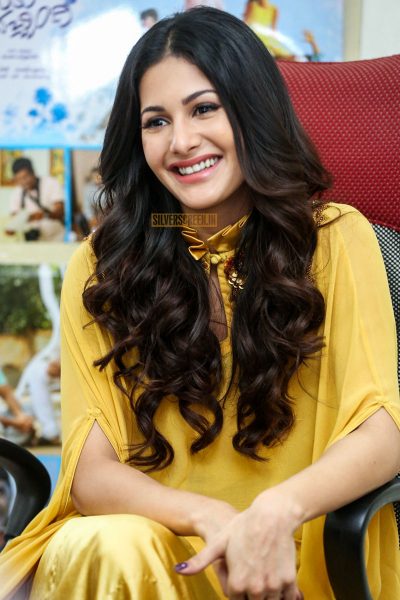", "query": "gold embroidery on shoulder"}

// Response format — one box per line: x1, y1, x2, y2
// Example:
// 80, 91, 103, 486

312, 201, 328, 227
